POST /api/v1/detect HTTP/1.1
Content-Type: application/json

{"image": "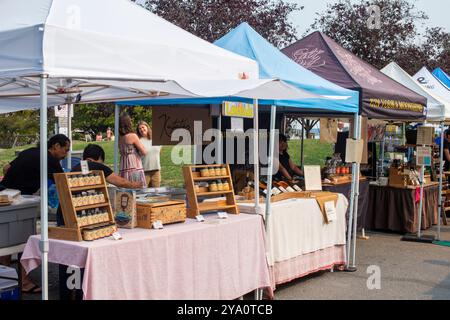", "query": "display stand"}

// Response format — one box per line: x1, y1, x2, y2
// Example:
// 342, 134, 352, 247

183, 164, 239, 218
48, 171, 116, 241
402, 145, 436, 244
